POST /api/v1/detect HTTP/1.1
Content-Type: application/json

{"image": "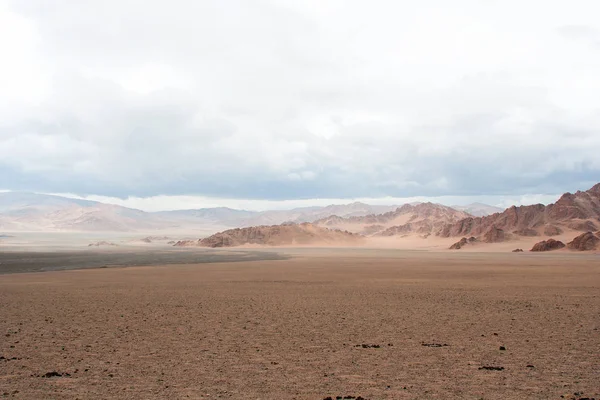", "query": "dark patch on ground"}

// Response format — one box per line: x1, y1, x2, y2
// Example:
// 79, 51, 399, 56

0, 249, 288, 274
